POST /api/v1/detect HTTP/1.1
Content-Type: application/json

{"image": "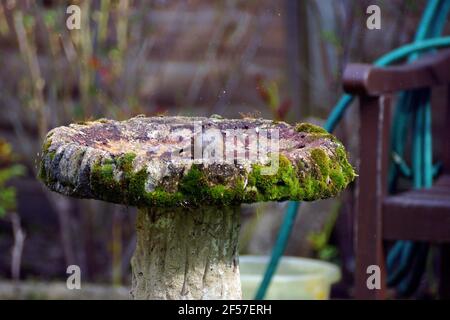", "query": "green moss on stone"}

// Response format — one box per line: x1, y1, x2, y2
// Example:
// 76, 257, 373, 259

295, 123, 328, 134
38, 138, 55, 185
179, 164, 208, 199
244, 146, 356, 203
210, 185, 235, 205
38, 162, 47, 182
176, 164, 244, 206
295, 123, 337, 142
37, 161, 57, 187
48, 150, 56, 161
88, 144, 356, 208
127, 168, 149, 204
90, 153, 138, 204
311, 148, 330, 177
41, 136, 56, 165
150, 189, 184, 207
91, 161, 123, 202
117, 153, 136, 173
247, 155, 301, 202
42, 139, 52, 154
335, 146, 356, 183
